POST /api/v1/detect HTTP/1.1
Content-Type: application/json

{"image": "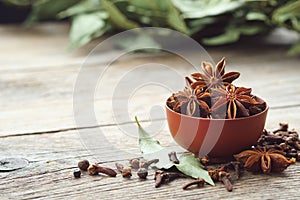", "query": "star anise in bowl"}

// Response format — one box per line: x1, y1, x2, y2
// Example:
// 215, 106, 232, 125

234, 148, 291, 174
211, 84, 265, 119
190, 57, 240, 91
165, 57, 268, 157
167, 57, 266, 119
167, 78, 210, 117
